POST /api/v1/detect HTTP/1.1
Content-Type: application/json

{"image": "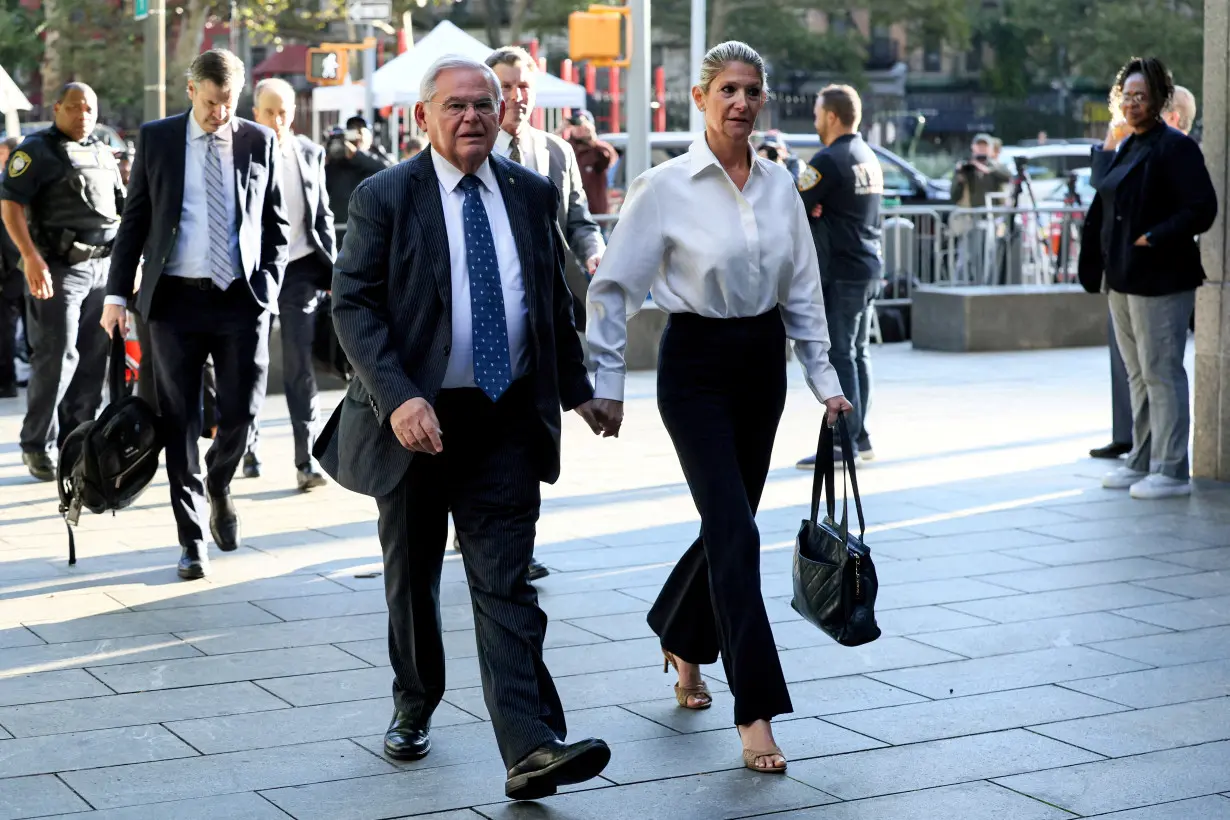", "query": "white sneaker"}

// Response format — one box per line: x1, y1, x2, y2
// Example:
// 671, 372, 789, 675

1129, 474, 1192, 499
1102, 466, 1148, 489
